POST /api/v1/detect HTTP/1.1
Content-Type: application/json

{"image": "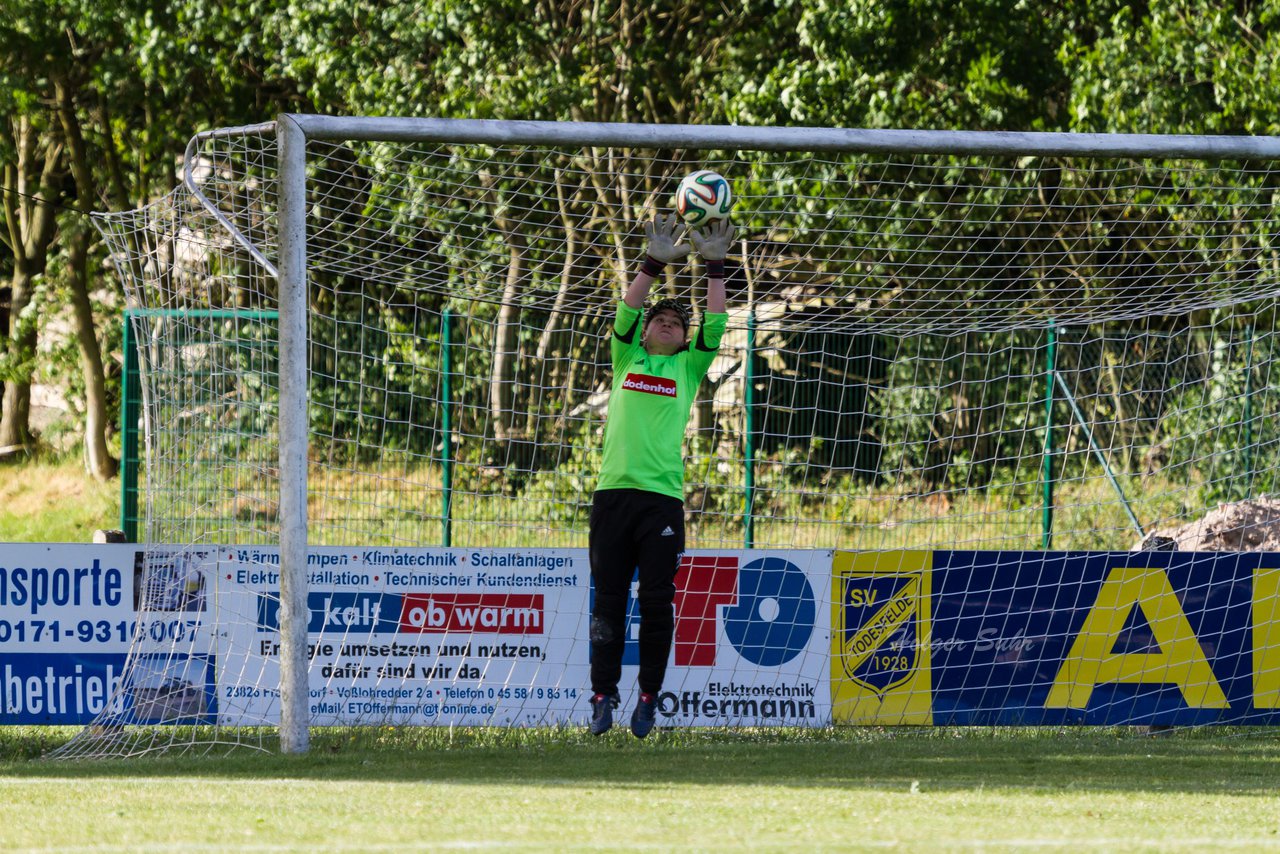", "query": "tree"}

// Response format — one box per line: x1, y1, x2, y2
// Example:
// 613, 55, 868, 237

1062, 0, 1280, 135
51, 70, 117, 479
0, 0, 303, 474
0, 106, 63, 457
262, 0, 788, 470
721, 0, 1070, 131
